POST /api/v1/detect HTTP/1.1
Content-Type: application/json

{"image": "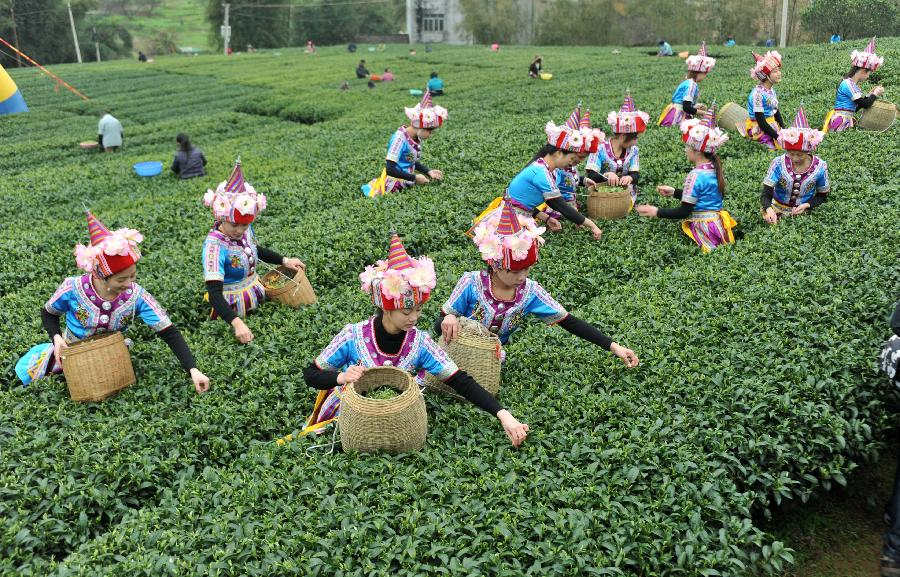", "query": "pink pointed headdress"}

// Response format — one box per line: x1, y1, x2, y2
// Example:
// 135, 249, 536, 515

359, 232, 436, 311
546, 103, 605, 153
777, 105, 825, 152
74, 210, 143, 277
404, 90, 448, 129
686, 41, 716, 73
680, 102, 729, 153
471, 201, 545, 271
751, 50, 782, 80
607, 91, 649, 134
203, 158, 267, 224
850, 36, 883, 71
